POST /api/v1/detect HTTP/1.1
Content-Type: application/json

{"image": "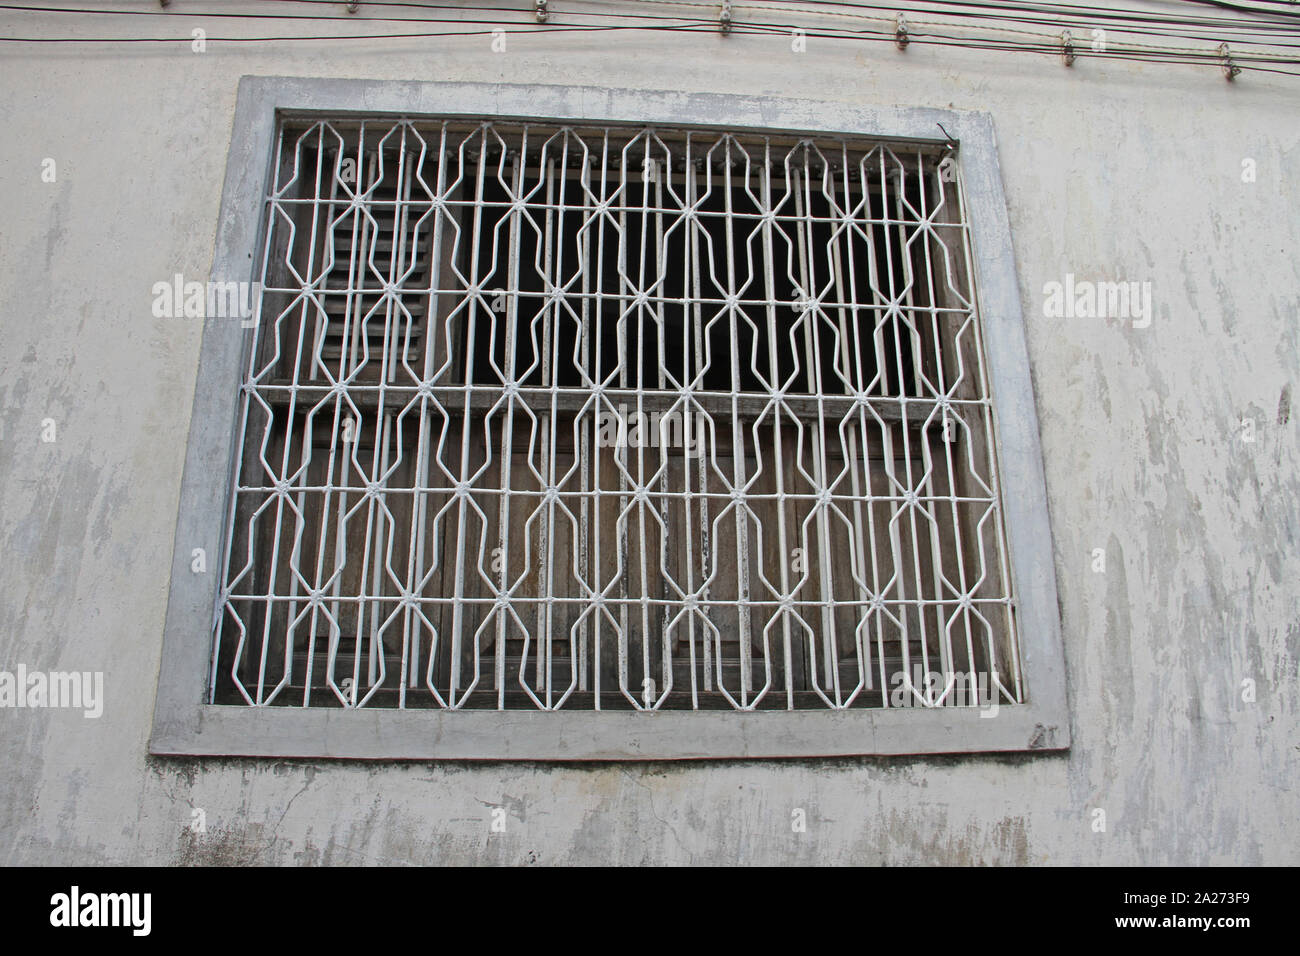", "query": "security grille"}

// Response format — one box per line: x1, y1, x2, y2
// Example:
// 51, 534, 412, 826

212, 116, 1023, 713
